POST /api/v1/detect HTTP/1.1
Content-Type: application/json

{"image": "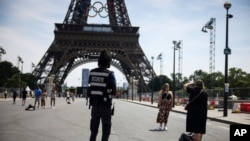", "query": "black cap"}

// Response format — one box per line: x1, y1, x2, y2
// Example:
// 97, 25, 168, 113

98, 50, 111, 68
